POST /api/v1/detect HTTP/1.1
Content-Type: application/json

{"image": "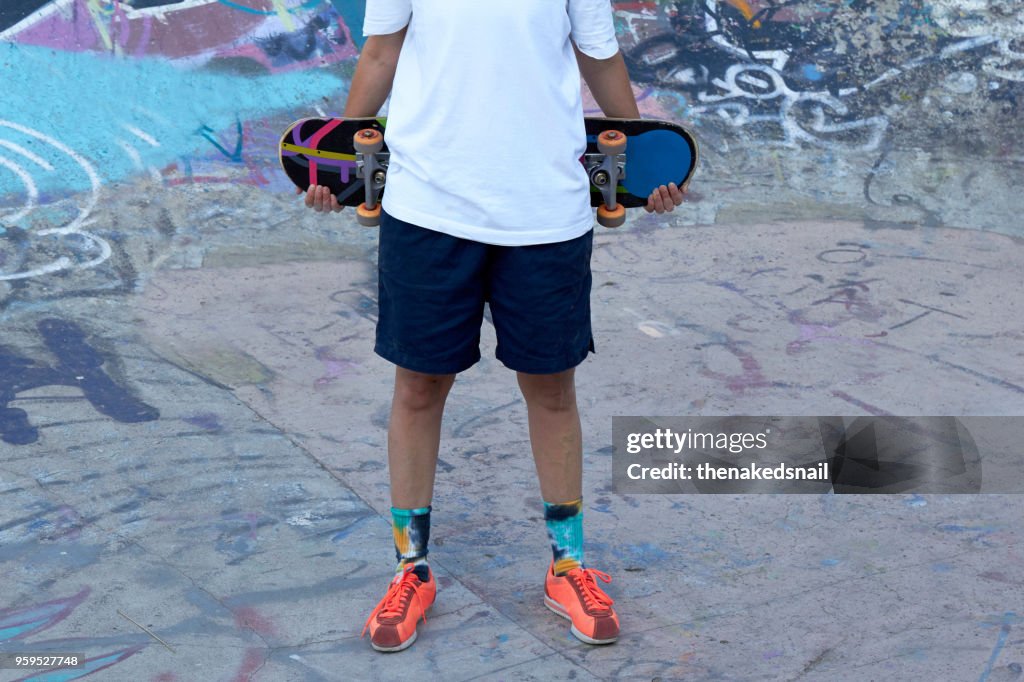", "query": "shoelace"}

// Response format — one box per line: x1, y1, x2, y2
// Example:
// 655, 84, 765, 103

360, 565, 428, 637
569, 567, 615, 613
